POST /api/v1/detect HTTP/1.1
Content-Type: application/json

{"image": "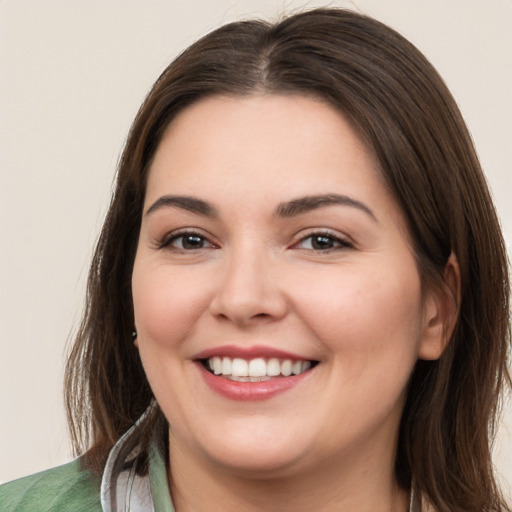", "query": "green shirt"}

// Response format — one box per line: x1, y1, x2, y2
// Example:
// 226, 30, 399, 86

0, 458, 102, 511
0, 431, 175, 511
